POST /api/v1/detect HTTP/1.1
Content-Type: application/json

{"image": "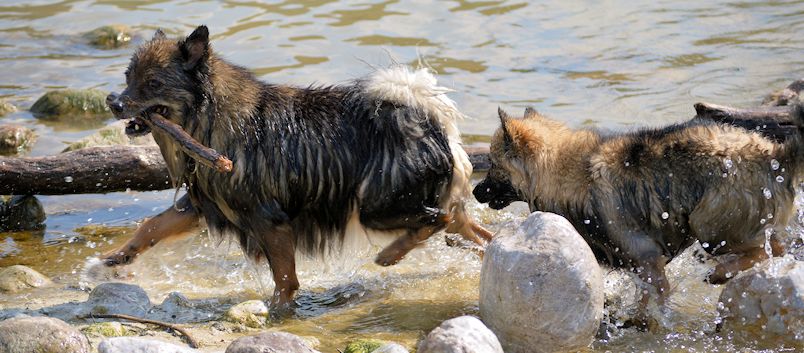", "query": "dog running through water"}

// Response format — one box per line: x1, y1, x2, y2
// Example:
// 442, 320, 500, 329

102, 26, 492, 317
474, 106, 802, 324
